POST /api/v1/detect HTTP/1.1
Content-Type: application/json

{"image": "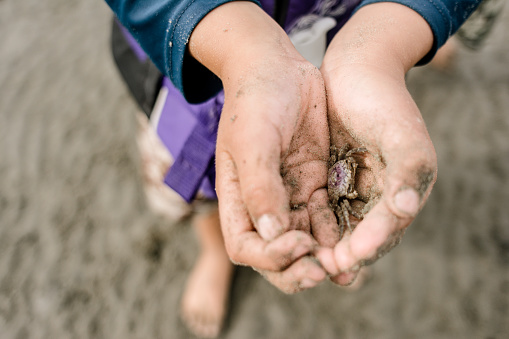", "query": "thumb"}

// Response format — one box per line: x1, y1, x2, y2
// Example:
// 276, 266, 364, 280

383, 151, 437, 219
392, 187, 420, 217
334, 152, 437, 272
